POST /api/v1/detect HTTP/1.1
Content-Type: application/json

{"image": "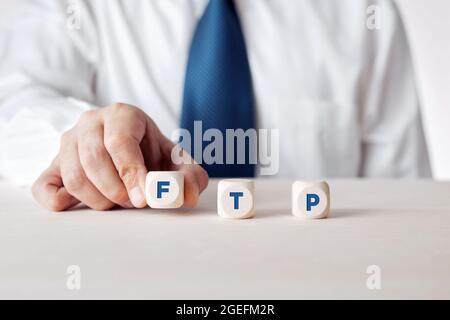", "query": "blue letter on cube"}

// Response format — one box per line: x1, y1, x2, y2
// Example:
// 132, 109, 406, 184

157, 181, 170, 199
306, 194, 320, 212
229, 192, 244, 210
